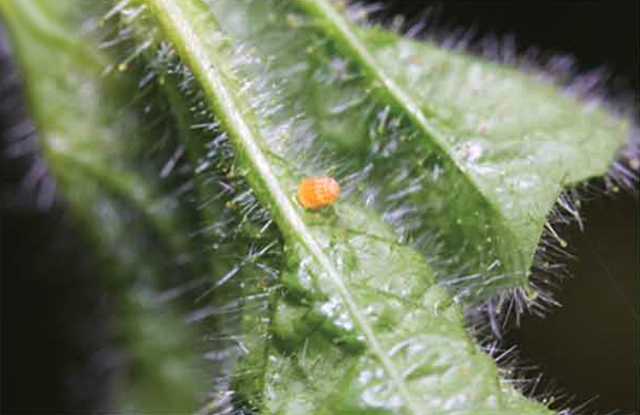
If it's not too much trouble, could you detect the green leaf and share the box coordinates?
[0,0,212,411]
[120,0,619,413]
[206,0,629,297]
[2,0,631,414]
[135,0,628,413]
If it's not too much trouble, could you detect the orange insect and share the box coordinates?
[297,177,340,209]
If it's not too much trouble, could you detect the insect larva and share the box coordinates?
[297,177,340,209]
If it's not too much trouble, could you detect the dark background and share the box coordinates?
[2,2,639,414]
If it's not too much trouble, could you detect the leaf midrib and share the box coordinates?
[294,0,524,267]
[143,0,421,412]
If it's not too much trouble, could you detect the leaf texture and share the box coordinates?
[1,0,631,414]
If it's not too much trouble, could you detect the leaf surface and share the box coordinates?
[208,0,629,296]
[2,0,631,414]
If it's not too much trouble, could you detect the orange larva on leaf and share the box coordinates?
[297,177,340,209]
